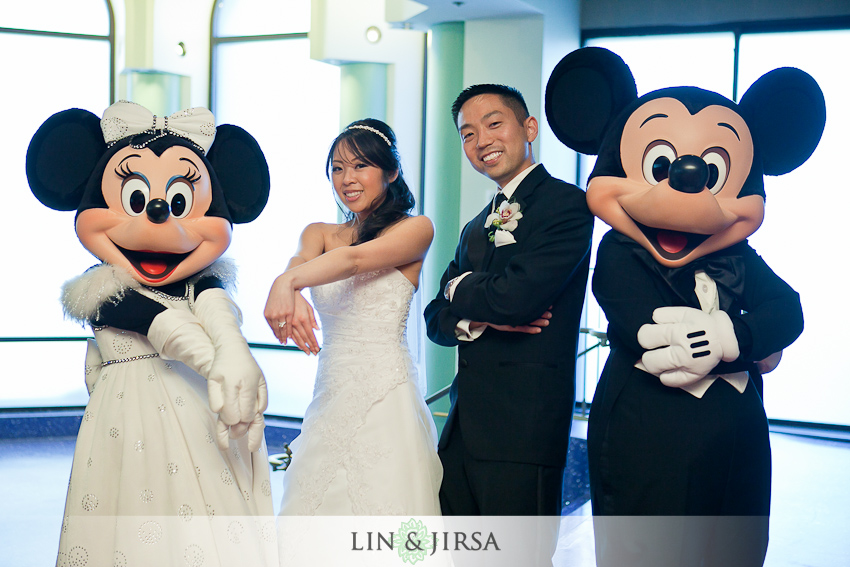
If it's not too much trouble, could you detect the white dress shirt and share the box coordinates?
[448,163,540,341]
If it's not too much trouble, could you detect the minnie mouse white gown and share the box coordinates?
[57,262,276,567]
[278,268,442,516]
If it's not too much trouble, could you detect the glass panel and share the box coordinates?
[213,38,340,344]
[0,340,320,416]
[586,33,736,98]
[0,0,110,36]
[739,30,850,427]
[214,0,310,37]
[1,33,111,339]
[253,348,318,417]
[577,33,737,404]
[0,342,89,407]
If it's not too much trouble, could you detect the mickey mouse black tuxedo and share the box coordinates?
[545,47,824,567]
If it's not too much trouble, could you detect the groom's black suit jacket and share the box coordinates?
[425,165,593,468]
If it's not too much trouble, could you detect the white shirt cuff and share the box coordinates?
[446,272,483,341]
[455,319,486,342]
[445,271,472,301]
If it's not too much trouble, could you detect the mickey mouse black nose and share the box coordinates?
[668,155,709,194]
[146,198,170,224]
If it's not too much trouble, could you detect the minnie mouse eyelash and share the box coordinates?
[182,167,202,184]
[115,163,201,186]
[115,161,135,179]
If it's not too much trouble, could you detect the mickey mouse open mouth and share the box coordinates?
[635,222,709,262]
[116,245,192,283]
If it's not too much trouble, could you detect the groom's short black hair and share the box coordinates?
[451,84,530,128]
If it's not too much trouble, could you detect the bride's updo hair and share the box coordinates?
[325,118,416,245]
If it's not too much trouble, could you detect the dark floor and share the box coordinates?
[1,420,848,566]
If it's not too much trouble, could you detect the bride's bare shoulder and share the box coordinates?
[384,214,434,241]
[301,222,348,238]
[303,221,356,251]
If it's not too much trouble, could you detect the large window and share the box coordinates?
[212,0,342,417]
[1,1,112,408]
[737,30,850,427]
[580,27,850,427]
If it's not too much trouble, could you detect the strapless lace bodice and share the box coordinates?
[310,268,415,350]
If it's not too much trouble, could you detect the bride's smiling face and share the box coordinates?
[331,145,397,220]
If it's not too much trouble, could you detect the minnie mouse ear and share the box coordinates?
[26,108,105,211]
[206,125,270,224]
[545,47,637,155]
[739,67,826,176]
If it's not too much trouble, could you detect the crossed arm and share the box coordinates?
[264,215,434,352]
[425,186,593,345]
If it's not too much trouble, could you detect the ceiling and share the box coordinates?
[387,0,543,30]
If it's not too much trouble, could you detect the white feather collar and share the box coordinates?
[61,258,238,324]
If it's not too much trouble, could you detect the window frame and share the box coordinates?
[574,17,850,429]
[0,1,116,409]
[0,1,116,103]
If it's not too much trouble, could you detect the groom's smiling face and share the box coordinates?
[457,94,538,188]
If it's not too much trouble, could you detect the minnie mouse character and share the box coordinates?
[546,48,825,567]
[27,101,275,565]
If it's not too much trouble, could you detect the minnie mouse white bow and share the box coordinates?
[100,100,217,153]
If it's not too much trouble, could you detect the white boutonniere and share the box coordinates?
[484,199,523,247]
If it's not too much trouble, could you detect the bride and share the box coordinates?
[264,118,442,516]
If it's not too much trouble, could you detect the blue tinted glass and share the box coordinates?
[586,33,735,97]
[741,30,850,426]
[214,38,340,416]
[214,0,310,37]
[1,0,110,35]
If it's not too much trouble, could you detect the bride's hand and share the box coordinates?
[289,292,320,355]
[264,274,297,344]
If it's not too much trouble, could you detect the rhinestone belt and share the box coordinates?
[101,353,160,367]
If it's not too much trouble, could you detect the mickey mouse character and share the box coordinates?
[546,48,825,567]
[27,101,276,565]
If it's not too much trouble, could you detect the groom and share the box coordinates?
[425,83,594,528]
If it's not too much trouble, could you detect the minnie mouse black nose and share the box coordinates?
[146,199,170,224]
[668,155,709,194]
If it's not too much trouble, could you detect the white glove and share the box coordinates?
[148,308,216,377]
[194,288,268,452]
[637,306,740,388]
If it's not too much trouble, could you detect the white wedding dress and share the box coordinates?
[278,268,442,516]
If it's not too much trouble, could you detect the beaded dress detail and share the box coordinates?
[278,268,442,516]
[57,272,276,567]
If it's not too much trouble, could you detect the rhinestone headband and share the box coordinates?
[345,124,391,146]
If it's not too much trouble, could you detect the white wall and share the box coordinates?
[118,0,214,108]
[533,0,582,186]
[459,16,545,225]
[151,0,213,108]
[458,1,582,227]
[311,0,426,204]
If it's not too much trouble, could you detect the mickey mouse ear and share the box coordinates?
[739,67,826,176]
[26,108,105,211]
[545,47,637,155]
[206,124,270,224]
